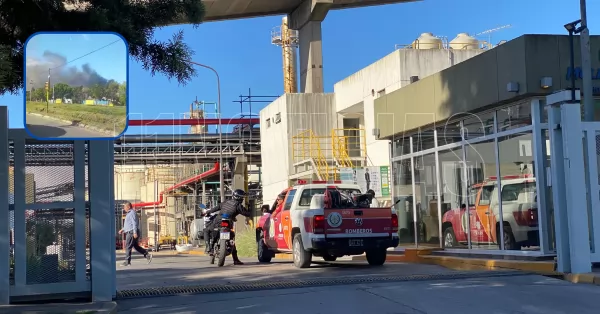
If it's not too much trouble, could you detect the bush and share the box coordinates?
[235,223,257,258]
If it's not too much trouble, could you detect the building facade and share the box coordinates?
[374,34,600,260]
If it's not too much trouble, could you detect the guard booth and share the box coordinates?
[0,107,116,305]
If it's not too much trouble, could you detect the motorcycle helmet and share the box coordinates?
[232,189,246,202]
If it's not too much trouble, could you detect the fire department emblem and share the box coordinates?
[354,218,363,226]
[327,212,343,228]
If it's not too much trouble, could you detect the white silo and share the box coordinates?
[412,33,443,49]
[449,33,479,50]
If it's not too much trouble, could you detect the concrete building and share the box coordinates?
[260,32,486,204]
[372,34,600,270]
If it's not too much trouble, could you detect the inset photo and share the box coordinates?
[24,32,128,139]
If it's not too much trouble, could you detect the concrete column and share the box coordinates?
[0,107,10,305]
[232,156,248,193]
[288,0,332,93]
[88,140,116,301]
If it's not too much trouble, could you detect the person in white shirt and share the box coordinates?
[366,189,381,208]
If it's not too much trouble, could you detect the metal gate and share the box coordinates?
[582,123,600,263]
[8,129,91,301]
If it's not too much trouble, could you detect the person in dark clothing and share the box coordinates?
[365,170,371,191]
[203,189,251,265]
[118,202,152,266]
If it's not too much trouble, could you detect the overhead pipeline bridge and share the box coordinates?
[10,117,262,166]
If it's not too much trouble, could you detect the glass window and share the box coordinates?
[392,159,415,247]
[393,138,411,158]
[496,101,532,132]
[497,131,539,251]
[412,129,435,152]
[298,188,361,206]
[283,189,296,210]
[413,153,439,247]
[465,139,498,249]
[437,122,461,146]
[462,111,495,139]
[438,147,466,249]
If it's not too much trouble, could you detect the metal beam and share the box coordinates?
[128,118,259,126]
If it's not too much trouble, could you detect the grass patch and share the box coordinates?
[235,223,257,258]
[26,101,127,133]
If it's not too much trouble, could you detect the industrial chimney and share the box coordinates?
[271,17,299,93]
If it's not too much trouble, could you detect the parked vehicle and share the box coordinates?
[256,182,399,268]
[441,175,539,250]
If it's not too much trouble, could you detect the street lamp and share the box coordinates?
[564,19,582,102]
[183,60,225,203]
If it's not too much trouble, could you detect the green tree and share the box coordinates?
[0,0,205,95]
[71,86,85,104]
[118,82,127,106]
[90,83,105,99]
[53,82,73,99]
[32,87,46,101]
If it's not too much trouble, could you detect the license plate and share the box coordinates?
[349,239,363,247]
[220,232,230,240]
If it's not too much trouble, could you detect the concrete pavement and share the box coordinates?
[26,113,110,138]
[115,252,459,291]
[116,274,600,314]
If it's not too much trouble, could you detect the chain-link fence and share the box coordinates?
[9,139,90,287]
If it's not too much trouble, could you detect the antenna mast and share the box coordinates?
[271,17,299,93]
[476,24,512,49]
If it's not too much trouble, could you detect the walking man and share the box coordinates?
[119,202,152,266]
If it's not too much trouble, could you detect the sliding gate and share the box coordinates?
[581,122,600,263]
[1,106,116,304]
[8,129,90,301]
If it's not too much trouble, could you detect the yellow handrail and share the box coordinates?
[331,130,353,168]
[292,129,332,180]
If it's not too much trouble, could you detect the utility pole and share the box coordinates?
[579,0,594,121]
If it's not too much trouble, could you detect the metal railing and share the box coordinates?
[291,130,332,180]
[292,128,368,181]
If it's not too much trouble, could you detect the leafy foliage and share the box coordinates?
[26,80,127,105]
[0,0,206,95]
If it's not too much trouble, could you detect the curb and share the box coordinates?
[0,301,117,314]
[350,249,600,286]
[26,112,117,136]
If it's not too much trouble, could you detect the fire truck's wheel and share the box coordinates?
[366,249,387,266]
[292,234,312,268]
[443,227,458,248]
[322,254,337,262]
[257,231,273,263]
[501,226,519,250]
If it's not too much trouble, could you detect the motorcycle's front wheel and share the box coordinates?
[217,239,228,267]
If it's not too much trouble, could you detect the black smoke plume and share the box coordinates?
[26,51,108,88]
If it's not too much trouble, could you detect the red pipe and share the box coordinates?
[131,162,221,208]
[128,118,259,126]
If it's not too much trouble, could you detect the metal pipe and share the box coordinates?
[128,118,258,126]
[579,0,594,121]
[568,31,576,101]
[183,60,225,203]
[115,133,260,143]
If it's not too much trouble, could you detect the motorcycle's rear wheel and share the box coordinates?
[217,239,228,267]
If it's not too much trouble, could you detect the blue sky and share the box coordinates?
[2,0,598,134]
[26,33,127,83]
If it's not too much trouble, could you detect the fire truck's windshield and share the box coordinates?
[299,188,361,206]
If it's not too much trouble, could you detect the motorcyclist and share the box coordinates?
[203,189,251,265]
[201,204,218,254]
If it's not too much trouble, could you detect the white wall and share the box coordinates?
[260,95,290,205]
[334,48,485,167]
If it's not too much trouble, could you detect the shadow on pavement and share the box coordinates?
[115,254,455,292]
[25,124,67,138]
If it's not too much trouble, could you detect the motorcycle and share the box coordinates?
[210,213,235,267]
